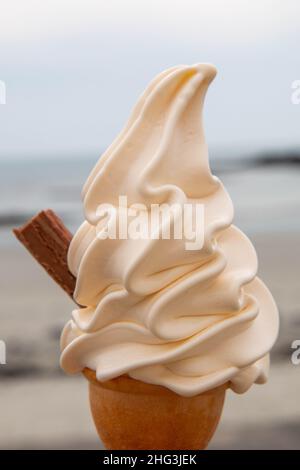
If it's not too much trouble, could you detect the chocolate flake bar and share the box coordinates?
[13,209,76,298]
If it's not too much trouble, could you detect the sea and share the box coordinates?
[1,152,300,246]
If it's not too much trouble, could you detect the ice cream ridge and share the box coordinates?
[60,63,279,397]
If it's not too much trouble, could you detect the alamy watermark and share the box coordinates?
[96,196,205,251]
[291,340,300,365]
[0,80,6,104]
[291,80,300,104]
[0,340,6,365]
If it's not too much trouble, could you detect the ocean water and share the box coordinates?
[1,156,300,246]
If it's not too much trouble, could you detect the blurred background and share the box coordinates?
[0,0,300,449]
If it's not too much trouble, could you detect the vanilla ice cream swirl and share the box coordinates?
[60,64,279,396]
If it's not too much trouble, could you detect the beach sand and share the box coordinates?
[0,231,299,449]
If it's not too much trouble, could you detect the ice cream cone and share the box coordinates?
[14,63,279,452]
[83,368,226,450]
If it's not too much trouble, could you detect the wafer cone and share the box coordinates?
[83,368,226,450]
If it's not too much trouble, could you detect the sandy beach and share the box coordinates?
[1,230,299,449]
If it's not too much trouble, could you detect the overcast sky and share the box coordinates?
[0,0,300,160]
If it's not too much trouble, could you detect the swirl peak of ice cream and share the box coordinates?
[60,64,279,396]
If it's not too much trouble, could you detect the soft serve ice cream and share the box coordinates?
[60,64,279,397]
